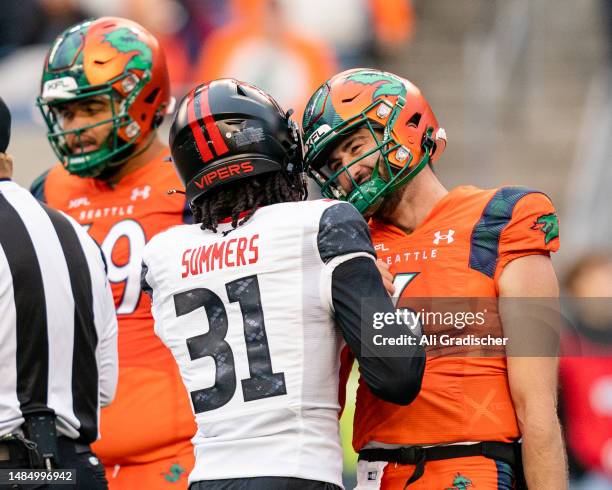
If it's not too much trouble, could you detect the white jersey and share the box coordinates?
[141,199,375,486]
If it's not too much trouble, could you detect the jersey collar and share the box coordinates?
[369,187,462,239]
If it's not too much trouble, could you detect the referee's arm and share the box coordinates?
[72,219,119,408]
[97,275,118,407]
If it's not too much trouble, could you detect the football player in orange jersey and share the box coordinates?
[30,17,196,490]
[303,68,566,489]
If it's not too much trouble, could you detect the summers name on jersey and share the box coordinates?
[141,199,375,486]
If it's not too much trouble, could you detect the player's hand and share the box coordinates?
[376,259,395,296]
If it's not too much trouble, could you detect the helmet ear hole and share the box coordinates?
[236,85,248,97]
[406,112,421,128]
[144,88,160,104]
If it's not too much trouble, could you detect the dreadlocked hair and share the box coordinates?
[192,171,305,233]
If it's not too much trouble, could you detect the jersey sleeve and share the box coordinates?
[30,168,51,203]
[317,201,376,264]
[63,210,118,408]
[97,276,119,407]
[140,260,153,298]
[495,191,559,278]
[140,240,167,346]
[140,237,160,302]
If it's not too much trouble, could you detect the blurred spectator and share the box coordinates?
[279,0,415,67]
[120,0,192,91]
[0,0,86,59]
[117,0,233,95]
[86,0,233,94]
[194,0,337,120]
[560,254,612,490]
[170,0,232,60]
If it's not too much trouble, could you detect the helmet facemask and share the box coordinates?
[307,97,435,216]
[37,71,151,178]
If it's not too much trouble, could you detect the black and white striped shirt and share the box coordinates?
[0,180,118,444]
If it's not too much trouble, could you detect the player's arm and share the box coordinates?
[318,202,425,405]
[331,256,425,405]
[65,212,118,406]
[499,255,567,490]
[495,190,566,489]
[98,274,119,407]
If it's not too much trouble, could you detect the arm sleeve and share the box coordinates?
[495,191,560,281]
[97,275,118,407]
[331,256,425,405]
[317,201,376,263]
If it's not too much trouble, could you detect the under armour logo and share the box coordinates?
[367,471,378,481]
[433,229,455,245]
[131,185,151,201]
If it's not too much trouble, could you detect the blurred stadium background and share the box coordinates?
[1,0,611,488]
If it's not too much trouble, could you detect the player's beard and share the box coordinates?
[371,158,407,221]
[373,183,407,221]
[93,137,138,181]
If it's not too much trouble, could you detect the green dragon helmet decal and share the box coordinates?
[302,68,447,215]
[37,17,171,177]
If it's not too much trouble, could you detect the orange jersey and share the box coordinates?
[33,150,197,467]
[349,185,559,450]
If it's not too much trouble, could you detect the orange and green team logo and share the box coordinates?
[445,473,473,490]
[531,213,559,244]
[162,463,186,483]
[344,71,406,99]
[303,69,406,137]
[44,22,152,88]
[102,27,152,71]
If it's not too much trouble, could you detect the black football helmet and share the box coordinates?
[169,78,305,205]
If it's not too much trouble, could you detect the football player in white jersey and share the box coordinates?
[141,79,425,490]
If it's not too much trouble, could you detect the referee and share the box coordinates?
[0,97,118,489]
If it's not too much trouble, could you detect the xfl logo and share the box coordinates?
[433,229,455,245]
[68,196,91,209]
[305,124,333,151]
